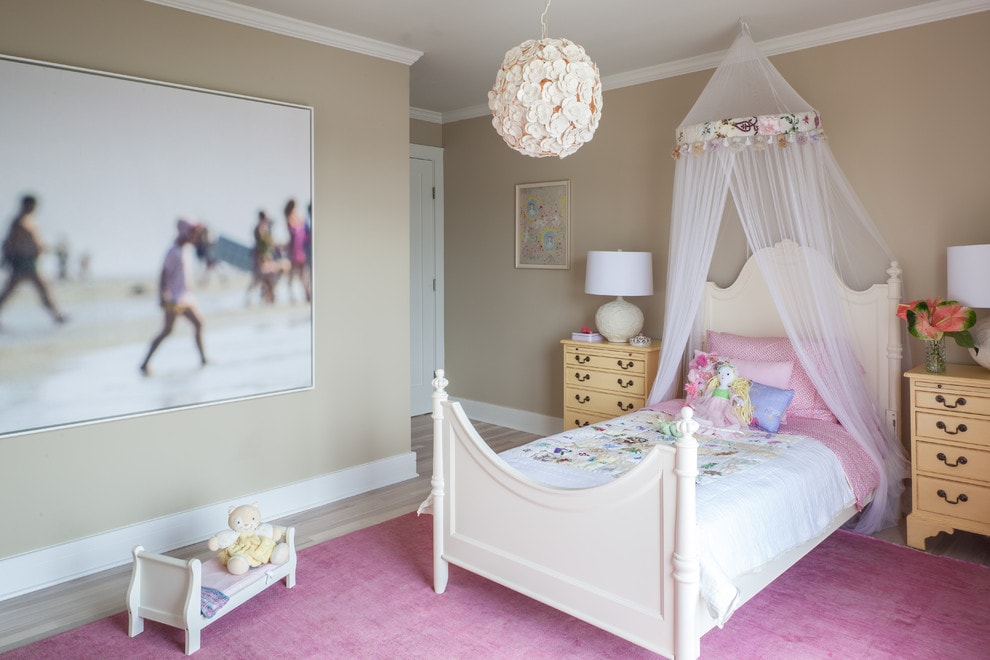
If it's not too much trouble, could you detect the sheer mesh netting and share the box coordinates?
[647,25,908,533]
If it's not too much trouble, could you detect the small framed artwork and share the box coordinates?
[515,180,570,269]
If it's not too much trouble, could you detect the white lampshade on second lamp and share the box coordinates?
[948,244,990,370]
[585,250,653,343]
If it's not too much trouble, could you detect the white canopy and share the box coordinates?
[647,25,907,533]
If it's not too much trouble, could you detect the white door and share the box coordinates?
[410,145,444,415]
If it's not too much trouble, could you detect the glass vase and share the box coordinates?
[924,338,946,374]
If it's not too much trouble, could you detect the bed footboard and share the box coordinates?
[419,370,701,659]
[127,527,297,655]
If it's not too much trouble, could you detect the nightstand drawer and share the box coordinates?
[916,475,990,524]
[563,408,602,429]
[913,385,990,416]
[564,387,642,417]
[906,364,990,550]
[914,411,990,447]
[564,346,648,375]
[916,440,990,481]
[565,366,648,397]
[561,339,660,432]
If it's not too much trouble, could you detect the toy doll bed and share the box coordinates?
[126,526,297,655]
[418,243,902,659]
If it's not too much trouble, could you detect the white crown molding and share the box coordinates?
[607,0,990,94]
[410,107,443,124]
[441,103,493,125]
[144,0,422,65]
[432,0,990,123]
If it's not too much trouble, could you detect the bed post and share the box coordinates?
[673,406,700,660]
[430,369,450,594]
[885,261,903,434]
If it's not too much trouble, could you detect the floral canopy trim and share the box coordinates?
[672,111,824,159]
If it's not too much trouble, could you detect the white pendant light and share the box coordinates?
[487,0,603,158]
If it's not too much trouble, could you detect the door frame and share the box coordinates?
[410,144,444,414]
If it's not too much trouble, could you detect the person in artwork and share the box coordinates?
[0,194,69,326]
[139,218,208,375]
[246,210,279,305]
[283,198,311,303]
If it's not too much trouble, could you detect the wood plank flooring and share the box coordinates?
[1,415,987,653]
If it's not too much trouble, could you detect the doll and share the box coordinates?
[694,360,753,427]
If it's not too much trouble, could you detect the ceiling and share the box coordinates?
[154,0,989,122]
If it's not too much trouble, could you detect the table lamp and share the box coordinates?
[584,250,653,343]
[947,243,990,370]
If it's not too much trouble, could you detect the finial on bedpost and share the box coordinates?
[432,369,449,398]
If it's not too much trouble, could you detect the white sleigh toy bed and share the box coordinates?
[418,243,902,659]
[126,526,297,655]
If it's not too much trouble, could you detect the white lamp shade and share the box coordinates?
[947,244,990,308]
[585,250,653,342]
[584,251,654,296]
[948,244,990,371]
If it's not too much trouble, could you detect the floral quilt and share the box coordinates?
[502,409,806,486]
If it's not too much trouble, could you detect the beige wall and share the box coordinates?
[0,0,412,557]
[411,118,443,148]
[442,13,990,422]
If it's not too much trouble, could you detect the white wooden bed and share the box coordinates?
[419,242,902,659]
[126,526,297,655]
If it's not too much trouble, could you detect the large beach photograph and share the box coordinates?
[0,55,314,438]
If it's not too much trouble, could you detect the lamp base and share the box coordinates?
[595,296,644,343]
[969,317,990,370]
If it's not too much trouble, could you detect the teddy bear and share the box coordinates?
[207,502,289,575]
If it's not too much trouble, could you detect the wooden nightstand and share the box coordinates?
[561,338,660,430]
[905,364,990,550]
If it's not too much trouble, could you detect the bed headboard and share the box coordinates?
[697,241,902,431]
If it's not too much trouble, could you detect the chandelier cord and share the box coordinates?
[540,0,552,39]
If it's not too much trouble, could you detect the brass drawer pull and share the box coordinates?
[574,394,590,404]
[574,355,591,364]
[617,378,634,389]
[936,489,968,505]
[573,372,591,382]
[617,401,635,412]
[936,452,968,468]
[574,419,590,427]
[935,394,966,409]
[935,421,968,435]
[617,359,634,370]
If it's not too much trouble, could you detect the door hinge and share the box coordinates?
[432,187,436,199]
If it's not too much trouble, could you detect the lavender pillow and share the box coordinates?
[749,381,795,433]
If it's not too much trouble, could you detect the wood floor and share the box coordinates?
[2,415,988,653]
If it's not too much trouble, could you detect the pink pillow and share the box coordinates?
[722,355,794,423]
[724,356,793,391]
[705,330,837,423]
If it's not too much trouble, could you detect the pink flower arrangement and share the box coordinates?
[896,297,976,349]
[685,350,718,400]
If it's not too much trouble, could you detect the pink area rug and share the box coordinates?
[8,513,989,659]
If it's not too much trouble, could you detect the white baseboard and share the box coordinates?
[0,451,417,602]
[457,398,562,437]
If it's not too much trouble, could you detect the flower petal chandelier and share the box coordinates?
[488,0,603,158]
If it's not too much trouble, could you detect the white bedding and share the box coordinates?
[498,408,855,625]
